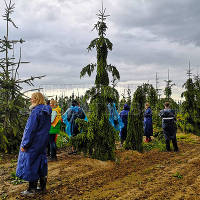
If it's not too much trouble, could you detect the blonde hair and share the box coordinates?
[50,99,58,106]
[145,102,150,107]
[31,92,46,106]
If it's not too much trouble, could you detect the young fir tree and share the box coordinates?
[126,87,132,106]
[164,70,175,100]
[0,1,43,152]
[181,64,196,132]
[118,88,131,112]
[143,83,158,108]
[76,4,120,160]
[119,89,126,111]
[193,74,200,134]
[125,85,146,152]
[125,83,159,151]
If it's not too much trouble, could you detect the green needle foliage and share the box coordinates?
[125,84,158,152]
[76,4,120,160]
[125,85,146,152]
[179,65,200,134]
[0,1,44,152]
[142,83,158,108]
[80,4,120,87]
[164,70,175,100]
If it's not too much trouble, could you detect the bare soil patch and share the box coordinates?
[1,133,200,200]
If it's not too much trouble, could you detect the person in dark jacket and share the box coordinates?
[16,92,52,195]
[160,102,179,152]
[119,104,130,145]
[144,103,153,143]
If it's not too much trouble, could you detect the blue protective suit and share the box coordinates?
[62,106,88,137]
[107,103,124,131]
[119,104,130,141]
[16,104,52,182]
[144,107,153,137]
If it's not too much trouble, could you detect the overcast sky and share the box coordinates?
[0,0,200,100]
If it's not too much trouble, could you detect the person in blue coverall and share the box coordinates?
[119,104,130,145]
[144,103,153,143]
[16,92,52,196]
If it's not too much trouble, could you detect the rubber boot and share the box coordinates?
[21,181,37,196]
[166,140,171,151]
[172,139,179,152]
[37,176,47,193]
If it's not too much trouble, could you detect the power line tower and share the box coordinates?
[186,61,192,79]
[155,72,161,99]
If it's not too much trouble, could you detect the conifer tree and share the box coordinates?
[181,64,196,132]
[0,1,43,152]
[164,70,175,100]
[193,74,200,133]
[119,90,126,111]
[80,4,119,87]
[125,83,158,151]
[76,4,120,160]
[126,87,132,106]
[143,83,158,108]
[125,85,146,152]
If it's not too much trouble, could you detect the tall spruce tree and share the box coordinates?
[126,87,132,106]
[125,85,146,152]
[80,4,119,87]
[0,1,43,152]
[76,4,120,160]
[181,64,196,132]
[193,74,200,134]
[143,83,158,108]
[125,83,158,151]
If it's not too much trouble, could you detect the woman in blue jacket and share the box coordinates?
[144,103,153,142]
[16,92,52,195]
[119,104,130,146]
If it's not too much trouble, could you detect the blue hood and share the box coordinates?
[123,104,130,110]
[34,104,52,115]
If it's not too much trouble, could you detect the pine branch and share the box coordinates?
[80,63,96,78]
[16,75,46,86]
[107,64,120,80]
[14,47,21,80]
[87,38,98,51]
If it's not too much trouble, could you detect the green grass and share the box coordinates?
[172,172,183,179]
[1,193,8,200]
[143,138,166,152]
[177,134,190,139]
[176,133,197,144]
[144,132,198,152]
[10,171,25,185]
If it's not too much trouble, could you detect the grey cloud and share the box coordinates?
[109,0,200,46]
[1,0,200,100]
